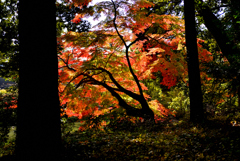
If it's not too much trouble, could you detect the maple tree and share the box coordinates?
[2,0,240,160]
[57,0,213,129]
[148,0,240,112]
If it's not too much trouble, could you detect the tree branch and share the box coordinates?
[111,0,148,98]
[111,0,127,48]
[58,55,76,72]
[198,6,240,67]
[88,67,142,101]
[87,75,143,117]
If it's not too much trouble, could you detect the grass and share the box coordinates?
[1,118,240,160]
[0,126,16,158]
[8,126,16,141]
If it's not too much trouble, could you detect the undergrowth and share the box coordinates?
[1,117,240,161]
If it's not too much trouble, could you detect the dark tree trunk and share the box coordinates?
[117,95,155,124]
[199,6,240,66]
[199,5,240,109]
[184,0,204,123]
[139,99,155,123]
[17,0,62,160]
[92,71,156,123]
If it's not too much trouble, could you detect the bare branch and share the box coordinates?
[58,55,77,72]
[111,0,128,48]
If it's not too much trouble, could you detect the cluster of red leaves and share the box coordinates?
[0,95,17,109]
[58,0,214,130]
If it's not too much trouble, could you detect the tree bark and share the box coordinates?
[17,0,62,160]
[184,0,204,123]
[198,4,240,110]
[199,6,240,66]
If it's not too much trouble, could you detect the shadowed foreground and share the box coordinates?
[1,118,240,160]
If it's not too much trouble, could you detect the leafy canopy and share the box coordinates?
[58,0,213,127]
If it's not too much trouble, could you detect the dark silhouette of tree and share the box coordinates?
[198,1,240,109]
[146,0,240,117]
[184,0,204,123]
[0,0,91,81]
[16,0,62,160]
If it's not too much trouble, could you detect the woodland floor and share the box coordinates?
[1,118,240,161]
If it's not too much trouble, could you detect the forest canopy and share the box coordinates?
[56,0,222,130]
[1,0,239,130]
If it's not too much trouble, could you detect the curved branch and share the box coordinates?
[61,72,85,93]
[104,50,115,69]
[198,6,240,66]
[88,76,143,117]
[111,0,127,48]
[88,67,142,101]
[128,26,151,47]
[58,55,77,72]
[125,47,145,97]
[111,0,148,98]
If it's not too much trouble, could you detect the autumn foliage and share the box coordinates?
[56,0,214,131]
[1,0,214,131]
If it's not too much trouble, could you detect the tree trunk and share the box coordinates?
[17,0,62,160]
[199,6,240,66]
[121,98,155,124]
[140,100,155,123]
[184,0,204,123]
[199,5,240,111]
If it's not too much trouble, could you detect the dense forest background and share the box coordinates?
[0,0,240,160]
